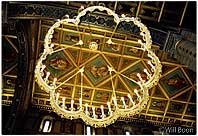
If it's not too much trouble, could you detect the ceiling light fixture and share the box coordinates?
[34,5,162,127]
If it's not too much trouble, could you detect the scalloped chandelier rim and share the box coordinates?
[34,5,162,128]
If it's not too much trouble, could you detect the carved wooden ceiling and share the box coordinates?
[2,1,196,128]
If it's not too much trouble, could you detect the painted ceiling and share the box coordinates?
[2,1,196,128]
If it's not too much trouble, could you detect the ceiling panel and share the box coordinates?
[30,19,196,128]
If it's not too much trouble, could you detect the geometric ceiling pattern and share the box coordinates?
[30,20,196,128]
[2,1,196,129]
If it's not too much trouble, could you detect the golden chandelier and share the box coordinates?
[35,5,162,127]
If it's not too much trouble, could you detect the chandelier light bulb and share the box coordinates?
[41,65,46,72]
[53,78,57,85]
[62,97,66,108]
[112,97,118,108]
[50,44,54,48]
[47,72,50,76]
[134,89,141,100]
[56,93,60,104]
[92,107,96,118]
[121,14,126,18]
[137,73,143,82]
[148,61,155,70]
[44,72,50,82]
[143,68,148,74]
[128,93,135,106]
[107,102,112,113]
[121,97,127,109]
[143,69,151,79]
[85,103,89,115]
[100,105,105,118]
[71,100,74,111]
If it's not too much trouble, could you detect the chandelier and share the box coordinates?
[35,5,162,127]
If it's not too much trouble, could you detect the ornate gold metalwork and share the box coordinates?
[34,6,162,127]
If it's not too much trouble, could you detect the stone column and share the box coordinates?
[3,20,36,134]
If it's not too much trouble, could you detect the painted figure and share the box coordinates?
[95,92,109,101]
[83,90,91,98]
[49,57,69,70]
[166,77,185,89]
[64,34,79,43]
[90,65,108,78]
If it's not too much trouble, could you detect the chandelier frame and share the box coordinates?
[34,5,162,128]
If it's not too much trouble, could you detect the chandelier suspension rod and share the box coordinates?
[109,22,119,40]
[55,69,81,89]
[51,42,79,54]
[80,67,84,108]
[108,66,117,98]
[120,73,138,84]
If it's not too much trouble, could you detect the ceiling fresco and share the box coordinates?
[2,1,196,129]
